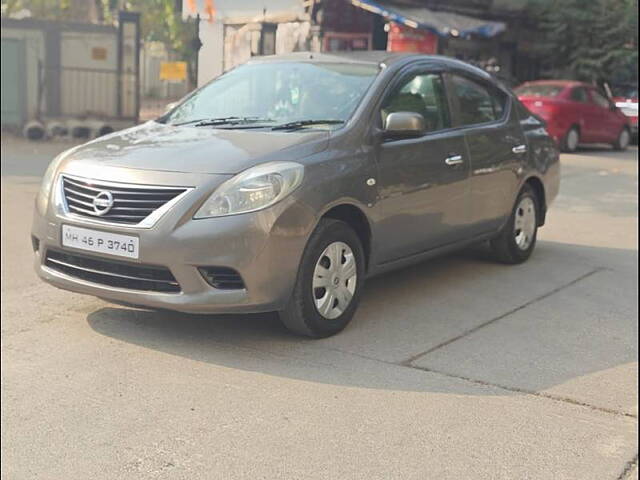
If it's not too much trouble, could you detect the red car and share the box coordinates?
[515,80,631,152]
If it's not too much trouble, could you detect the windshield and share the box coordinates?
[514,84,564,97]
[163,61,380,128]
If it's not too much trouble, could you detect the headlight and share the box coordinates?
[36,152,66,214]
[194,162,304,219]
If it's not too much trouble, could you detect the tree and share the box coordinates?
[527,0,638,83]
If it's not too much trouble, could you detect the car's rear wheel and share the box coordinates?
[612,127,630,151]
[561,126,580,153]
[279,219,365,338]
[490,184,539,264]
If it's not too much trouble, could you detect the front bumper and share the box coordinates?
[32,169,317,314]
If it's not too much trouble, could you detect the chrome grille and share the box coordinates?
[61,175,188,225]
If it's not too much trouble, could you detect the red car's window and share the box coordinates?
[570,87,589,103]
[591,90,611,109]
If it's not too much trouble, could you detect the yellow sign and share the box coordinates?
[159,61,187,81]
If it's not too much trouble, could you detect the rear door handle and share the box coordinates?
[512,144,527,154]
[445,154,463,166]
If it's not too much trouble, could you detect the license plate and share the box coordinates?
[61,225,139,259]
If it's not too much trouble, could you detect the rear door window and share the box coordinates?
[450,75,506,126]
[591,90,612,109]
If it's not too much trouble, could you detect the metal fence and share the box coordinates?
[38,64,137,120]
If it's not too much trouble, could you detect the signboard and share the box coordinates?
[160,61,187,82]
[387,22,438,54]
[91,47,107,60]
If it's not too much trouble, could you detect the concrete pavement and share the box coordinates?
[1,137,638,479]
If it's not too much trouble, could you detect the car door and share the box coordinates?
[568,86,596,141]
[373,68,472,264]
[446,72,527,235]
[589,88,623,142]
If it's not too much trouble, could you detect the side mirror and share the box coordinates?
[609,103,618,112]
[383,112,426,139]
[165,102,178,113]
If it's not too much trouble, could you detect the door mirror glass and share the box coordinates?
[383,111,426,137]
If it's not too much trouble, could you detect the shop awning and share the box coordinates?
[350,0,506,38]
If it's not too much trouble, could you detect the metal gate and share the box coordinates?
[38,65,136,119]
[1,38,26,127]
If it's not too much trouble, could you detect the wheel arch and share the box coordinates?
[319,202,373,272]
[523,175,547,226]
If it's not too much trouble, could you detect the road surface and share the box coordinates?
[2,136,637,479]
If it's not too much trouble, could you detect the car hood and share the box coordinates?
[63,121,330,175]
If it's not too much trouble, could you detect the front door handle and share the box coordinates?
[512,144,528,154]
[445,154,464,166]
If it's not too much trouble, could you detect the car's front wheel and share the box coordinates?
[279,219,365,338]
[490,184,539,264]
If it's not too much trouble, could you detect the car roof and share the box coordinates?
[248,51,493,80]
[249,51,415,66]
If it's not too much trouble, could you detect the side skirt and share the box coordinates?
[366,231,498,279]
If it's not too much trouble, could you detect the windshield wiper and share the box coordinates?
[271,119,344,131]
[172,116,273,127]
[195,116,274,127]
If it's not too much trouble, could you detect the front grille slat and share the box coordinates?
[68,204,98,215]
[101,214,149,219]
[109,206,157,212]
[45,249,181,293]
[62,175,187,225]
[64,186,95,199]
[66,196,95,208]
[63,176,185,195]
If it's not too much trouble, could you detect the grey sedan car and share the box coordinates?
[32,52,560,337]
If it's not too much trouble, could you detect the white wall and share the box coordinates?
[197,19,224,86]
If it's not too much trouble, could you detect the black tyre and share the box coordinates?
[279,219,365,338]
[612,127,631,151]
[561,126,580,153]
[490,184,539,264]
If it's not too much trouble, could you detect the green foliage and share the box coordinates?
[2,0,89,21]
[122,0,197,84]
[528,0,638,83]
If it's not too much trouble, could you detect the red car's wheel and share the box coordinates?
[561,126,580,153]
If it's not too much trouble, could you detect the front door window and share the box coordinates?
[380,73,451,133]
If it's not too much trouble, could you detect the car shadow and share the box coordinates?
[567,144,638,159]
[87,240,637,396]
